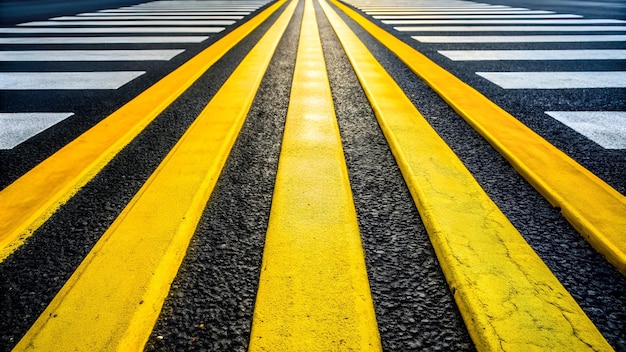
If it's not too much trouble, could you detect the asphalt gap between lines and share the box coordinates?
[331,0,626,275]
[321,0,614,350]
[12,0,297,351]
[0,0,287,262]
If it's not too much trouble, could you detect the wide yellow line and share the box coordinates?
[0,0,287,262]
[319,0,613,351]
[248,0,381,350]
[12,2,297,351]
[331,0,626,275]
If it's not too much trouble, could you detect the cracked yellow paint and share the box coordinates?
[248,0,381,350]
[320,0,614,351]
[12,1,297,351]
[329,0,626,276]
[0,0,287,263]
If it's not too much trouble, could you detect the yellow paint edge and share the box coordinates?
[319,0,614,351]
[331,0,626,275]
[0,0,287,262]
[12,2,297,351]
[249,0,381,350]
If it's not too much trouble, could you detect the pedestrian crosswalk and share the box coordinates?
[0,0,271,150]
[347,0,626,150]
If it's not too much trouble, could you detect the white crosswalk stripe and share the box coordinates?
[0,0,270,150]
[347,0,626,149]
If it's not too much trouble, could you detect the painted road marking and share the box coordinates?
[477,71,626,89]
[18,20,237,26]
[369,10,556,15]
[0,50,184,61]
[439,49,626,61]
[0,36,209,44]
[51,15,245,20]
[11,1,296,351]
[384,19,625,25]
[322,0,615,350]
[0,72,145,90]
[375,14,582,19]
[0,113,74,149]
[77,12,251,16]
[0,27,226,33]
[412,34,626,42]
[337,0,626,273]
[0,0,284,262]
[546,111,626,149]
[394,25,626,32]
[249,0,381,350]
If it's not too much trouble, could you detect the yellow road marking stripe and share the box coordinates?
[12,1,297,350]
[0,0,286,262]
[320,0,613,350]
[331,0,626,275]
[248,0,381,350]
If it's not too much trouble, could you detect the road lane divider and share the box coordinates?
[249,0,382,350]
[331,0,626,275]
[0,0,286,262]
[319,0,614,350]
[11,1,297,350]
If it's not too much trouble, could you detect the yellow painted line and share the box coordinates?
[248,0,381,350]
[0,0,287,262]
[12,2,297,351]
[319,0,614,351]
[331,0,626,275]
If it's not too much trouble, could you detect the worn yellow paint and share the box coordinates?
[330,0,626,276]
[12,2,297,351]
[248,0,381,350]
[0,0,287,262]
[320,0,614,351]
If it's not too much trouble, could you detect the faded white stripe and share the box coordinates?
[395,26,626,32]
[0,50,184,61]
[18,20,236,26]
[51,15,244,20]
[0,36,209,44]
[367,10,553,15]
[0,27,225,34]
[375,14,579,19]
[546,111,626,149]
[0,113,74,149]
[477,71,626,89]
[79,11,250,16]
[0,72,145,90]
[439,49,626,61]
[412,35,626,43]
[385,19,624,25]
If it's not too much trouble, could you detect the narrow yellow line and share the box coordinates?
[331,0,626,275]
[12,2,297,351]
[0,0,287,262]
[319,0,613,351]
[248,0,381,350]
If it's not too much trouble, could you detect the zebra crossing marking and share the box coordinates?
[439,49,626,61]
[0,113,74,149]
[546,111,626,149]
[0,72,145,90]
[394,25,626,31]
[375,14,582,19]
[0,36,209,44]
[385,18,625,25]
[0,27,225,33]
[18,20,237,26]
[0,50,184,61]
[477,71,626,89]
[412,34,626,42]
